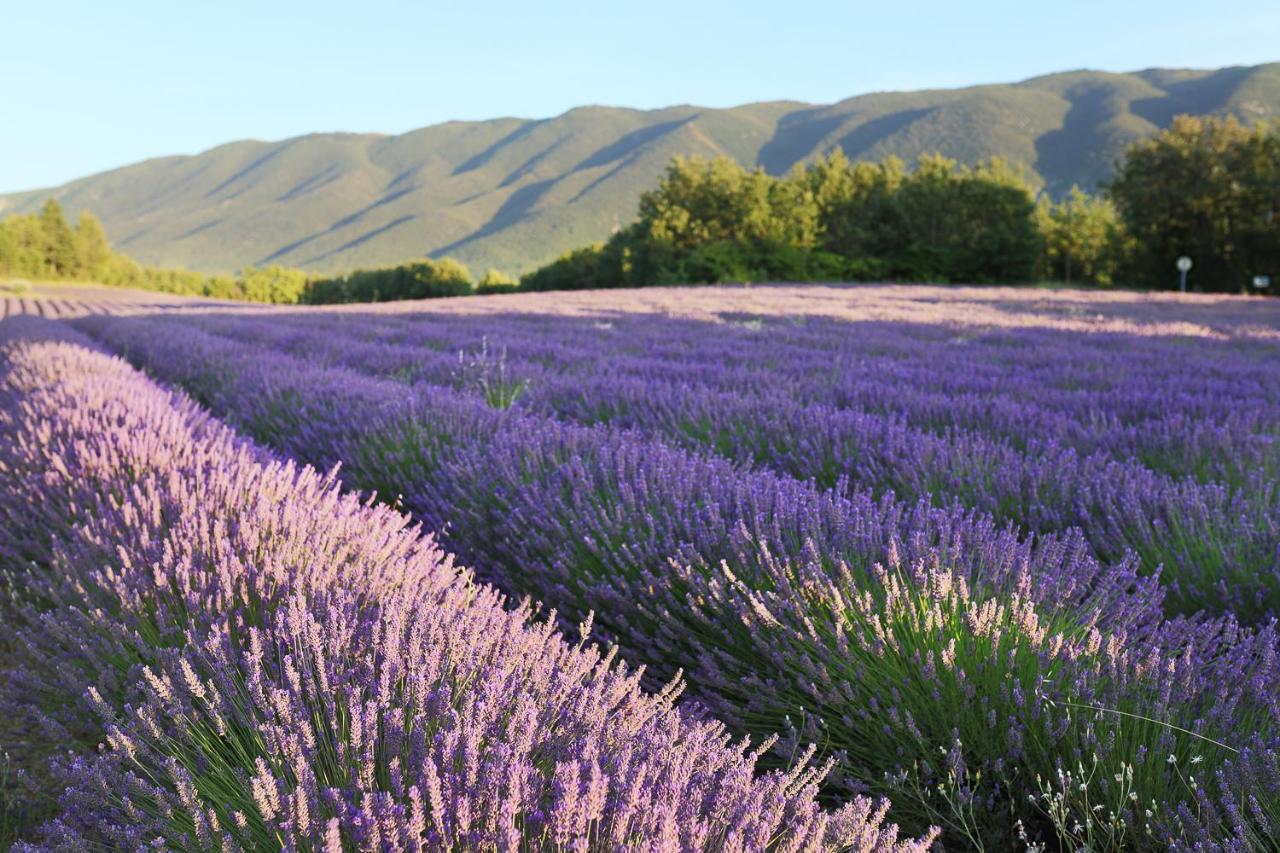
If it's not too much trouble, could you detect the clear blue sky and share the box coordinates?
[3,0,1277,193]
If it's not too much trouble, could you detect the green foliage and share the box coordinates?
[0,226,17,276]
[302,257,473,304]
[521,151,1042,288]
[519,243,615,291]
[0,208,68,280]
[1107,115,1280,293]
[518,121,1278,294]
[627,156,821,284]
[476,268,519,294]
[641,156,820,253]
[812,153,1043,283]
[39,200,78,277]
[808,155,906,266]
[1037,187,1126,285]
[237,265,309,304]
[0,201,312,303]
[73,212,113,278]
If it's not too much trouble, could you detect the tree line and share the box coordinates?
[0,199,523,304]
[524,115,1279,295]
[0,200,315,302]
[3,115,1275,302]
[0,200,509,304]
[300,262,518,304]
[524,153,1048,291]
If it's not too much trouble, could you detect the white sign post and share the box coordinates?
[1176,256,1192,293]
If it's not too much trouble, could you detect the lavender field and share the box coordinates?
[3,284,1280,851]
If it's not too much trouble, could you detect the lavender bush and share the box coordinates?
[77,311,1280,848]
[0,316,924,850]
[1160,736,1280,851]
[123,308,1280,621]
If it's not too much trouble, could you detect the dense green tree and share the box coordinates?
[74,212,113,278]
[518,151,1044,289]
[803,153,1040,283]
[520,243,613,292]
[0,224,15,274]
[477,268,519,294]
[239,265,309,303]
[808,154,907,264]
[1,213,56,278]
[1107,115,1280,292]
[39,199,79,277]
[302,257,473,304]
[894,156,1041,282]
[1036,187,1125,284]
[632,156,821,283]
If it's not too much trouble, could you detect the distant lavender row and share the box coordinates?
[186,306,1280,483]
[0,316,915,851]
[80,312,1280,847]
[143,310,1280,620]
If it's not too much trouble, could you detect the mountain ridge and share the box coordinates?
[4,62,1278,275]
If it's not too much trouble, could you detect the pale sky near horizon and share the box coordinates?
[3,0,1277,193]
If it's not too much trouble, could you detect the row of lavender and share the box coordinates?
[0,316,917,850]
[194,306,1280,480]
[78,311,1280,848]
[128,308,1280,620]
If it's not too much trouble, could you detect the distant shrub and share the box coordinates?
[238,264,309,303]
[304,257,473,304]
[676,240,766,283]
[520,243,613,291]
[840,254,892,281]
[476,268,520,294]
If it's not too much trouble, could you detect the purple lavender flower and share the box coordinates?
[0,316,928,850]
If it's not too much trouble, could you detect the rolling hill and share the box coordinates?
[3,63,1277,275]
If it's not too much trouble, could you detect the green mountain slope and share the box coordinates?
[3,63,1277,275]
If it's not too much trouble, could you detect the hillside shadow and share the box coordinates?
[300,215,417,266]
[829,109,933,161]
[1130,65,1256,127]
[572,120,690,171]
[452,120,547,176]
[260,188,419,264]
[1034,86,1131,195]
[205,144,289,200]
[757,108,931,173]
[431,179,557,257]
[277,165,343,202]
[177,218,224,240]
[756,109,850,173]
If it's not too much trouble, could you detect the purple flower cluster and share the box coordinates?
[75,308,1280,847]
[0,316,924,850]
